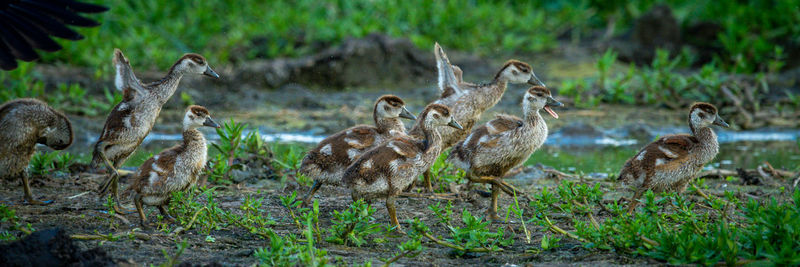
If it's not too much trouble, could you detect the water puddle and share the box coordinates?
[68,125,798,172]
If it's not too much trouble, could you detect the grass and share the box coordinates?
[0,63,123,116]
[23,0,791,77]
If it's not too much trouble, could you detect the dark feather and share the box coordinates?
[12,4,83,40]
[0,0,107,70]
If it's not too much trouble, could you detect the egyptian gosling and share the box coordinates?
[128,105,219,227]
[618,102,729,213]
[448,86,561,220]
[411,43,545,191]
[343,104,462,230]
[299,95,416,206]
[0,98,72,204]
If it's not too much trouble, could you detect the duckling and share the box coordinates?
[0,98,72,204]
[299,95,416,206]
[618,102,729,213]
[0,0,108,70]
[128,105,219,226]
[93,48,219,213]
[343,104,462,229]
[448,86,561,220]
[410,43,545,191]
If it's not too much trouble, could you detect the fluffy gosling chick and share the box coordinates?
[618,102,729,213]
[0,98,72,204]
[299,95,416,206]
[448,86,561,220]
[128,105,219,226]
[411,43,545,192]
[343,104,462,230]
[94,48,219,213]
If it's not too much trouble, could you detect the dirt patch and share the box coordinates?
[234,33,435,89]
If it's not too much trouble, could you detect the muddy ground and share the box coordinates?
[1,161,796,266]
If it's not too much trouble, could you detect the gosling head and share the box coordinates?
[689,103,729,130]
[374,95,416,121]
[524,86,562,119]
[174,54,219,79]
[495,60,544,86]
[421,104,462,130]
[183,105,220,130]
[37,114,73,150]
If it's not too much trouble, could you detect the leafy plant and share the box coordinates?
[540,234,562,251]
[253,220,331,267]
[0,204,33,240]
[381,238,423,267]
[157,240,188,267]
[167,187,227,234]
[325,199,381,247]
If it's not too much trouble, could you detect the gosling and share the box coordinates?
[343,104,462,230]
[128,105,219,227]
[298,95,416,206]
[411,43,545,191]
[618,102,729,213]
[448,86,561,220]
[93,48,219,213]
[0,98,72,204]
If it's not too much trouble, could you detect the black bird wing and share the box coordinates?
[0,0,108,70]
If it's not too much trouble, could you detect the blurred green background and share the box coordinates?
[25,0,800,74]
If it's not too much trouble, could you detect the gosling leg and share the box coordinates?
[386,195,403,232]
[423,169,434,193]
[22,172,51,205]
[158,205,176,223]
[134,194,148,228]
[488,183,502,221]
[627,189,644,214]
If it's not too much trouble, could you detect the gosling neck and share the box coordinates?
[152,64,186,102]
[375,116,405,135]
[523,105,544,127]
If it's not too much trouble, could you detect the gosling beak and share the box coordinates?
[546,96,563,107]
[713,115,729,128]
[544,96,562,119]
[399,107,417,120]
[527,73,545,87]
[447,119,463,130]
[203,117,221,128]
[203,66,220,79]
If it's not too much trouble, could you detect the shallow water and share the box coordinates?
[64,125,799,176]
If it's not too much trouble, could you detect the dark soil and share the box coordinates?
[0,228,115,266]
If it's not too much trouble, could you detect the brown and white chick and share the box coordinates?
[448,86,561,220]
[618,102,729,213]
[128,105,219,227]
[0,98,72,204]
[94,49,219,213]
[410,43,545,191]
[298,95,416,206]
[343,104,463,230]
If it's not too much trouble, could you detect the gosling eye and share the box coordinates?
[537,93,544,97]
